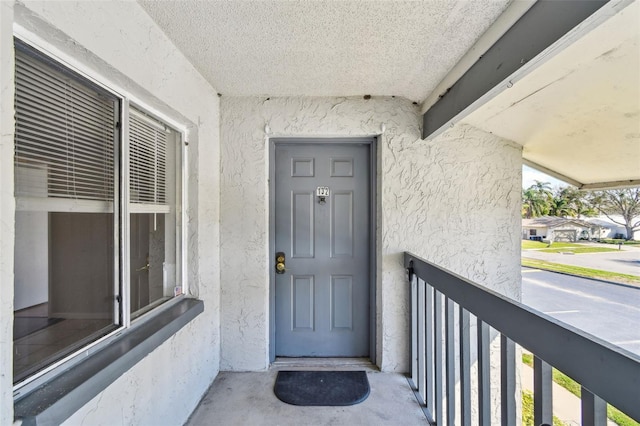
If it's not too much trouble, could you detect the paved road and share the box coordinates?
[523,244,640,276]
[522,268,640,356]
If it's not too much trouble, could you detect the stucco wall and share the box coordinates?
[2,1,221,424]
[382,121,522,372]
[220,96,521,372]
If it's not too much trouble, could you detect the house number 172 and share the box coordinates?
[316,186,330,197]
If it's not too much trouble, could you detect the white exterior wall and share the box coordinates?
[594,215,638,239]
[523,226,549,239]
[220,96,522,372]
[1,1,221,424]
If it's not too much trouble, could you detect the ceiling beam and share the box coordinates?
[523,159,640,191]
[580,180,640,191]
[422,0,609,139]
[419,0,536,115]
[522,158,583,189]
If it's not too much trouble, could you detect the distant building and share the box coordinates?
[584,216,637,240]
[522,216,604,242]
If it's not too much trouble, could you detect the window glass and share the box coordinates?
[129,110,182,317]
[13,42,119,383]
[13,41,184,384]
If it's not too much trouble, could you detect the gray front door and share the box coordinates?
[274,143,370,356]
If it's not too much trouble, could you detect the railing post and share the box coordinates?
[500,335,516,426]
[459,307,471,426]
[534,356,553,426]
[434,290,444,426]
[410,271,417,389]
[417,279,426,404]
[426,284,435,415]
[477,319,490,426]
[445,297,456,425]
[581,388,607,426]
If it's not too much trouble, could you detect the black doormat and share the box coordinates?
[13,317,63,340]
[274,370,370,406]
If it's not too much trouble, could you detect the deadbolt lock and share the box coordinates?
[275,252,286,274]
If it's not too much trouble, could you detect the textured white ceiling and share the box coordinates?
[463,0,640,188]
[138,0,511,102]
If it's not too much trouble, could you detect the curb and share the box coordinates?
[521,265,640,291]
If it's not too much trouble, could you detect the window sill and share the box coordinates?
[14,298,204,425]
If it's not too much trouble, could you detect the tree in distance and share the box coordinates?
[521,183,639,241]
[588,188,640,241]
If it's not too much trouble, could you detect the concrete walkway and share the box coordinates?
[186,359,427,425]
[521,363,617,426]
[521,363,578,425]
[187,358,624,425]
[523,244,640,276]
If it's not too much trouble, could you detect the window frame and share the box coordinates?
[12,35,190,393]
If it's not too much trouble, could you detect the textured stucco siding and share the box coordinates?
[220,96,522,372]
[381,122,522,372]
[2,2,221,424]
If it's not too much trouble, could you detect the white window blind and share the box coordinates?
[14,46,116,203]
[129,108,167,206]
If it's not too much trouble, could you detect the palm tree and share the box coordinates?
[555,186,596,218]
[522,187,550,218]
[549,197,571,217]
[532,180,553,198]
[522,181,552,218]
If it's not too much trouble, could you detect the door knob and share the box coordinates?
[275,252,286,274]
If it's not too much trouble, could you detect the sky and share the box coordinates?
[522,165,568,190]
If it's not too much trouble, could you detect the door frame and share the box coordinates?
[268,137,378,363]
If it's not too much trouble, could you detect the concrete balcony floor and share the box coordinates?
[186,358,428,425]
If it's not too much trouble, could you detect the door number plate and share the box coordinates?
[316,186,330,197]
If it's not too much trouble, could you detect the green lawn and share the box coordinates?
[523,241,592,249]
[522,353,639,426]
[521,258,640,286]
[522,240,619,253]
[522,240,550,249]
[539,246,619,254]
[599,239,640,245]
[522,390,566,426]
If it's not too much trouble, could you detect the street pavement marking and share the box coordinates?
[523,277,640,313]
[612,339,640,345]
[522,269,540,273]
[545,310,580,315]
